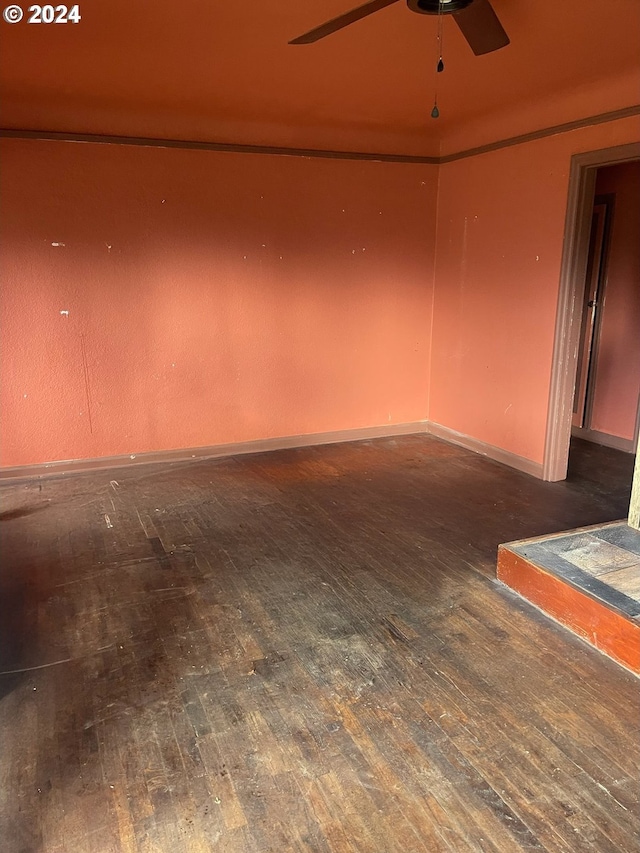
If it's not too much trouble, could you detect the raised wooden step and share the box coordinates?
[498,521,640,675]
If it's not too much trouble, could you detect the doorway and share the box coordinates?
[543,143,640,482]
[571,167,640,455]
[572,195,613,435]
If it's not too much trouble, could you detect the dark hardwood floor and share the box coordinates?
[0,434,637,852]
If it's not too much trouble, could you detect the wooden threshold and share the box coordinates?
[498,521,640,675]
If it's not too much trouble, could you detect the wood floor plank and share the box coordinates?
[0,435,637,852]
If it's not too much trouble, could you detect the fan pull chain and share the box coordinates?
[431,0,446,118]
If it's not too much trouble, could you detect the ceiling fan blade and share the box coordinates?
[453,0,509,55]
[289,0,401,45]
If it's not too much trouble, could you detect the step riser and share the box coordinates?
[498,547,640,675]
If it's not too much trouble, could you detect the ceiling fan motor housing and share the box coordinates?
[407,0,474,14]
[289,0,508,55]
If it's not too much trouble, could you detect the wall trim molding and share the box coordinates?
[0,420,546,481]
[439,105,640,163]
[0,421,430,481]
[2,105,638,165]
[571,427,635,454]
[0,128,439,165]
[425,421,544,479]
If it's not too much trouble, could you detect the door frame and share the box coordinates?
[542,142,640,482]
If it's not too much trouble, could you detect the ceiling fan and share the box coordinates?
[289,0,509,56]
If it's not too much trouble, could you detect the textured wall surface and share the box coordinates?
[0,139,436,467]
[2,118,639,470]
[430,117,639,464]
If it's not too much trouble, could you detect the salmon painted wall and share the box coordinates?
[589,161,640,441]
[0,139,437,468]
[430,116,640,465]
